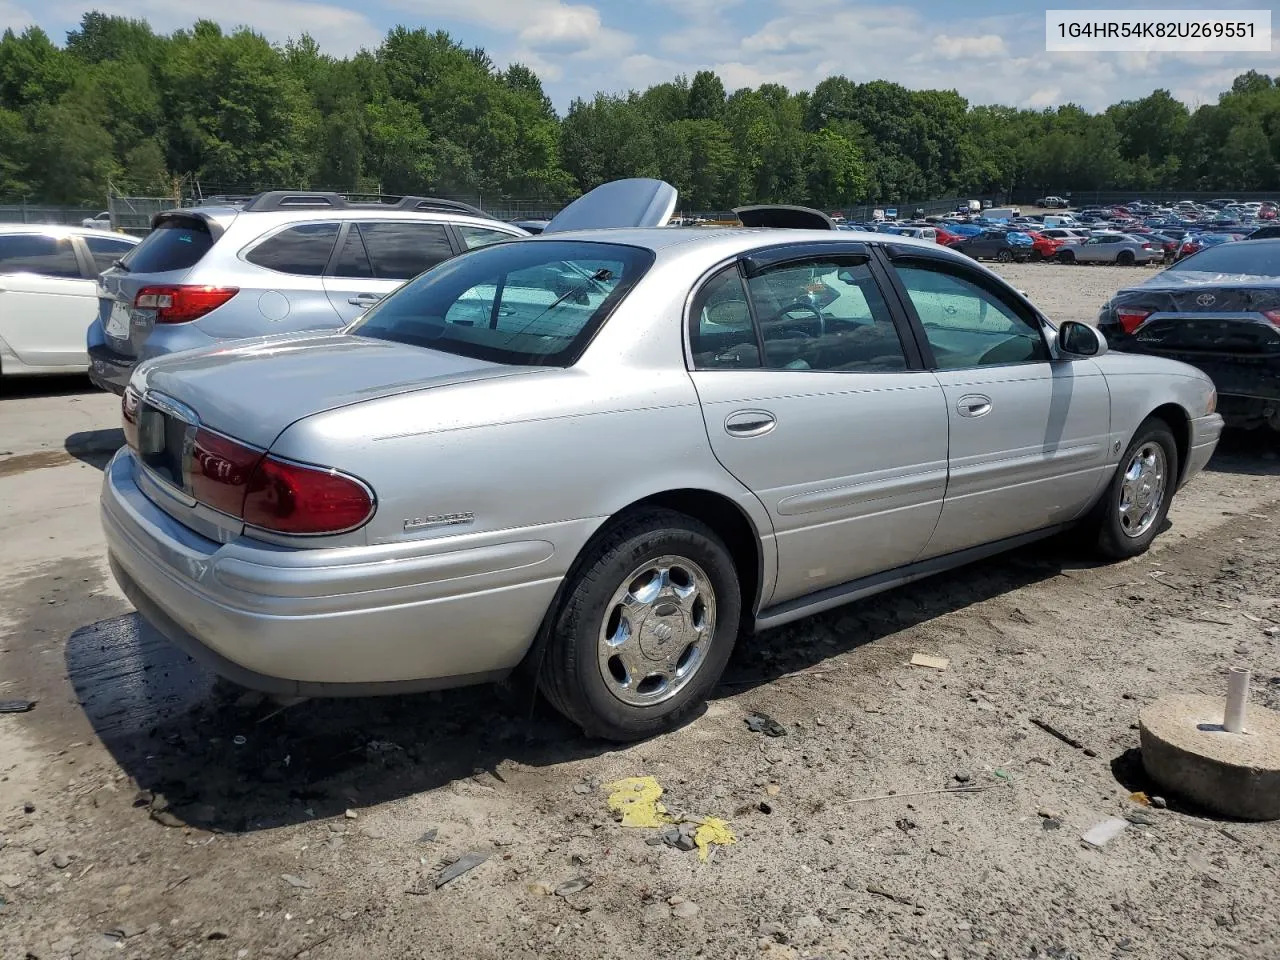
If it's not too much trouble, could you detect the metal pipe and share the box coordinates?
[1225,666,1250,734]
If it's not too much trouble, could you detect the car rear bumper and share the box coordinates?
[100,449,568,696]
[87,343,135,395]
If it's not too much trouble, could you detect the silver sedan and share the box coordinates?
[101,181,1223,741]
[1059,233,1163,265]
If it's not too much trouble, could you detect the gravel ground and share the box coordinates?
[2,267,1279,960]
[990,260,1166,326]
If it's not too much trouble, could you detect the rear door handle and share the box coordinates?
[348,293,381,306]
[724,410,777,437]
[957,394,992,418]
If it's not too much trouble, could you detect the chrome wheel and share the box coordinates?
[1118,442,1167,538]
[596,555,716,707]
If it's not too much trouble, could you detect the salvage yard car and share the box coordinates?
[1098,238,1280,433]
[101,179,1223,742]
[87,192,528,395]
[0,225,138,378]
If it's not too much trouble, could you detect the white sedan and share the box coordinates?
[0,225,138,377]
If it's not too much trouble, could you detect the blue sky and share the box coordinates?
[4,0,1278,112]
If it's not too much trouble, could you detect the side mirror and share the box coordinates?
[1056,320,1108,359]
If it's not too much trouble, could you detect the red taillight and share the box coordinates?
[122,386,140,450]
[1115,307,1151,334]
[242,457,374,535]
[189,429,264,517]
[1142,243,1152,249]
[135,285,238,324]
[1264,310,1280,328]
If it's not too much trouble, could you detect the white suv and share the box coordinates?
[0,225,138,378]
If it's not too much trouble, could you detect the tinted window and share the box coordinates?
[689,266,757,369]
[121,218,213,273]
[896,263,1048,370]
[0,234,81,278]
[84,235,137,274]
[245,222,339,275]
[332,226,373,278]
[358,222,454,280]
[1169,241,1280,276]
[746,259,907,372]
[458,225,519,250]
[350,240,653,365]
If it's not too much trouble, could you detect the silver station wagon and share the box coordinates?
[101,180,1224,741]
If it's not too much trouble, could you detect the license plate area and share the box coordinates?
[105,301,132,339]
[137,403,192,491]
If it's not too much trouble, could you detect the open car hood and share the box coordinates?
[733,205,837,230]
[542,179,678,233]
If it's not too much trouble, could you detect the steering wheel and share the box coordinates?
[770,300,826,338]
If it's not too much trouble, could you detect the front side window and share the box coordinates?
[744,258,907,372]
[0,234,81,278]
[895,262,1049,370]
[244,222,339,276]
[350,240,653,366]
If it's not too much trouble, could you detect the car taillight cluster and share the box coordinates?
[135,285,238,324]
[1264,310,1280,329]
[121,387,374,535]
[189,430,375,535]
[1115,307,1151,334]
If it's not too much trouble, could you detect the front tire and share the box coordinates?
[1088,418,1179,560]
[539,509,742,741]
[1057,249,1075,264]
[996,249,1013,263]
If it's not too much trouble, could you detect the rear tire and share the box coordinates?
[538,509,742,741]
[1057,250,1075,264]
[1117,250,1135,266]
[1087,418,1179,561]
[996,249,1013,263]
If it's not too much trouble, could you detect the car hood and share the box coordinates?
[134,332,534,449]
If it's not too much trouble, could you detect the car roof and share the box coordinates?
[528,225,963,262]
[0,223,139,241]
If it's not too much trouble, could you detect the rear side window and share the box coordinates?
[245,222,340,275]
[350,240,653,366]
[0,234,82,278]
[357,222,455,280]
[84,235,137,274]
[121,218,213,273]
[458,225,519,250]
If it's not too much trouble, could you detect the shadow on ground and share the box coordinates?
[65,428,125,470]
[64,534,1089,835]
[0,374,94,400]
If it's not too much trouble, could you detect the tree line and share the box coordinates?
[2,12,1279,209]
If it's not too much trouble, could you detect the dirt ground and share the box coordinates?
[3,264,1280,960]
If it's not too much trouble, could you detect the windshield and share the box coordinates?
[349,240,655,365]
[1168,241,1280,277]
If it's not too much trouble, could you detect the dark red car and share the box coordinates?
[1026,231,1064,261]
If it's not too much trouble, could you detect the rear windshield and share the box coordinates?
[349,240,655,366]
[1169,241,1280,276]
[120,216,214,273]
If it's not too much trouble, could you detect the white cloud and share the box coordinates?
[932,34,1008,60]
[0,0,33,33]
[53,0,383,54]
[388,0,634,60]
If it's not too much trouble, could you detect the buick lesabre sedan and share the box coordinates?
[101,181,1223,741]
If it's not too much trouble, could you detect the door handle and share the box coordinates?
[724,410,777,437]
[956,394,992,418]
[348,293,381,306]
